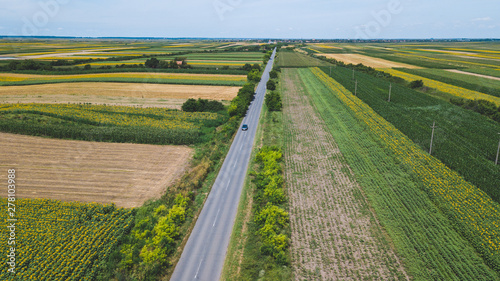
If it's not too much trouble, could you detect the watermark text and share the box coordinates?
[7,169,16,274]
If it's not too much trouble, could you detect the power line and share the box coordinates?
[429,121,437,155]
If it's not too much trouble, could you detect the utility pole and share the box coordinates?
[352,68,355,80]
[495,133,500,165]
[388,83,392,102]
[355,80,358,96]
[429,121,437,155]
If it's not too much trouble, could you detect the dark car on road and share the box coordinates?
[242,124,248,131]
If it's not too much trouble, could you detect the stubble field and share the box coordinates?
[0,132,193,208]
[0,82,239,108]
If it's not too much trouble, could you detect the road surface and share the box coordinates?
[171,48,276,281]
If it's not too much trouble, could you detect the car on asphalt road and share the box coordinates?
[242,124,248,131]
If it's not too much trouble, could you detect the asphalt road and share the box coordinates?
[170,48,276,281]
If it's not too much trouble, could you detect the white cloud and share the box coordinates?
[472,17,492,22]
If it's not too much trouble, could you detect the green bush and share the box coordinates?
[269,70,278,79]
[266,80,276,91]
[450,98,500,122]
[247,69,261,82]
[182,98,225,113]
[409,79,424,89]
[251,146,289,265]
[265,91,282,111]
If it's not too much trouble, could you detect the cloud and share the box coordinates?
[472,17,492,22]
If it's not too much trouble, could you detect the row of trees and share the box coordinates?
[181,98,225,113]
[145,57,190,69]
[451,98,500,122]
[265,67,282,111]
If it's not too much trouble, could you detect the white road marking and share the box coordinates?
[226,179,231,191]
[194,258,204,279]
[213,208,221,227]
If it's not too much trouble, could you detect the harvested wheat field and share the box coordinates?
[0,133,193,208]
[0,82,239,107]
[318,53,419,68]
[282,69,408,280]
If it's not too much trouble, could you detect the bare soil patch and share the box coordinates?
[282,68,408,280]
[318,53,419,69]
[0,133,193,208]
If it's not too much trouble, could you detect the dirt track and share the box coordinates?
[283,68,408,280]
[0,133,192,208]
[446,69,500,81]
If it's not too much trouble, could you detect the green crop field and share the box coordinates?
[275,51,332,68]
[294,67,500,279]
[320,65,500,202]
[0,103,227,145]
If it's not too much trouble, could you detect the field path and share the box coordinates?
[282,68,408,280]
[446,69,500,81]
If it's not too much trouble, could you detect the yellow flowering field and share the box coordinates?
[0,198,133,280]
[381,68,500,106]
[311,67,500,269]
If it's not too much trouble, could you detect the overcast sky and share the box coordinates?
[0,0,498,39]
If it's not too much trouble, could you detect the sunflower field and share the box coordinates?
[0,103,227,145]
[0,198,134,280]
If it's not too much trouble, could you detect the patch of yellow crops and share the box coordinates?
[311,67,500,263]
[381,68,500,106]
[0,197,133,280]
[0,76,26,82]
[163,44,194,48]
[447,48,500,54]
[306,48,321,53]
